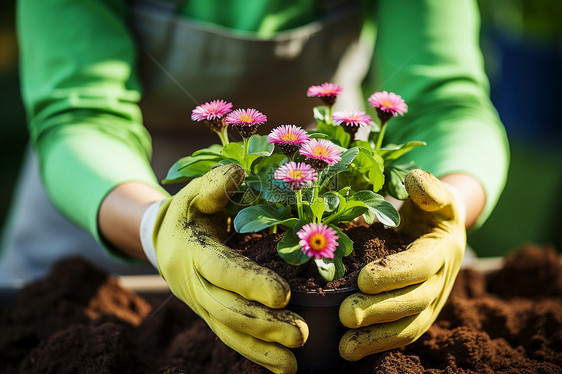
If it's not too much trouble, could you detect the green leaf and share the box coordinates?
[221,143,244,165]
[280,217,299,228]
[329,225,354,257]
[350,140,371,150]
[244,164,289,203]
[320,147,359,187]
[263,177,294,203]
[253,153,286,173]
[317,121,350,147]
[369,168,385,193]
[353,147,385,192]
[314,258,336,282]
[349,190,400,227]
[277,221,311,265]
[162,158,219,183]
[377,141,426,166]
[192,144,224,157]
[334,256,345,280]
[310,197,325,222]
[313,106,331,124]
[338,186,351,197]
[324,198,368,224]
[338,200,369,223]
[322,192,340,212]
[233,205,291,233]
[248,135,275,156]
[385,164,413,200]
[307,131,330,139]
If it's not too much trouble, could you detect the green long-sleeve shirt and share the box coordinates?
[17,0,508,251]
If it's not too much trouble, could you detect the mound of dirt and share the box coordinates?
[0,244,560,373]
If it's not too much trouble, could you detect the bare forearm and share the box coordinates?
[440,173,486,229]
[98,182,167,261]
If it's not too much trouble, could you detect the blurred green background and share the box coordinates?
[0,0,561,257]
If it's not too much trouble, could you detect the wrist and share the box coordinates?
[440,173,485,229]
[98,182,167,262]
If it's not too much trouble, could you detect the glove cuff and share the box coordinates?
[140,200,164,269]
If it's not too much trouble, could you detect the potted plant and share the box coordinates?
[163,83,425,369]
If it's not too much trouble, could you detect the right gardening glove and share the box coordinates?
[339,169,466,361]
[140,164,308,374]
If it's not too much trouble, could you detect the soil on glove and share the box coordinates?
[1,244,561,373]
[228,222,413,292]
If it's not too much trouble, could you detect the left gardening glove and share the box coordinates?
[140,164,308,374]
[339,169,466,361]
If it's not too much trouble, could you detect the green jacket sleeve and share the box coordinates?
[17,0,165,253]
[368,0,510,228]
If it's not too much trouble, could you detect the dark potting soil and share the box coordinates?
[1,244,561,373]
[228,222,413,292]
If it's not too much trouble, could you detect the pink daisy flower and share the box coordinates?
[225,108,268,138]
[268,125,309,145]
[332,110,374,128]
[307,82,342,106]
[191,99,233,122]
[300,139,342,170]
[225,108,267,126]
[274,162,318,190]
[268,125,310,159]
[190,99,232,133]
[368,91,408,123]
[297,223,339,259]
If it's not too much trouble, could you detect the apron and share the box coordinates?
[0,0,371,282]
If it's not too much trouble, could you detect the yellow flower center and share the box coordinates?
[288,170,303,180]
[309,233,327,251]
[312,145,329,157]
[282,133,298,141]
[239,114,253,122]
[382,100,393,108]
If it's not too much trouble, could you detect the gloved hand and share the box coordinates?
[140,164,308,374]
[339,169,466,361]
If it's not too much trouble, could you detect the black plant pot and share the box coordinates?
[288,286,358,371]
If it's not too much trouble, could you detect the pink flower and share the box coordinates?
[268,125,310,145]
[307,83,342,98]
[274,162,318,190]
[368,91,408,118]
[300,139,342,167]
[332,110,374,128]
[225,108,267,138]
[225,108,267,126]
[268,125,311,159]
[297,223,339,259]
[307,82,342,106]
[191,100,233,122]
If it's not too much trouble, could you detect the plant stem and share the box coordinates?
[243,137,250,159]
[295,189,304,220]
[328,105,334,125]
[216,128,229,147]
[313,180,319,200]
[374,121,388,151]
[242,137,250,172]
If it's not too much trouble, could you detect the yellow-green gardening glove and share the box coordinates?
[140,164,308,374]
[339,169,466,361]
